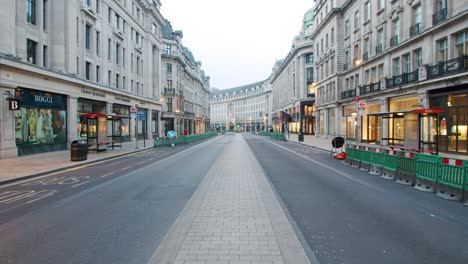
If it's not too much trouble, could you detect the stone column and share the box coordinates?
[381,98,389,146]
[67,96,78,147]
[50,0,66,72]
[0,88,18,158]
[130,113,136,142]
[147,109,153,140]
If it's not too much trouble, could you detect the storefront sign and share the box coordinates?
[137,111,146,120]
[115,96,131,103]
[16,88,66,110]
[9,99,20,110]
[81,89,106,98]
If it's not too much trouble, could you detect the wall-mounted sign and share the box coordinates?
[9,99,20,110]
[81,89,106,98]
[16,88,66,110]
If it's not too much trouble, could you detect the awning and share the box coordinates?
[81,113,107,118]
[366,110,413,117]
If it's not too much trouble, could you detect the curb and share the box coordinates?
[286,139,330,152]
[0,147,153,186]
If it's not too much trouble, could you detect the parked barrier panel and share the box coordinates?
[396,151,417,186]
[414,154,440,192]
[382,149,399,180]
[350,144,362,168]
[359,146,372,172]
[369,147,384,175]
[344,143,353,165]
[437,158,465,201]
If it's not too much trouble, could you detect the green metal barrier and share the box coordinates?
[350,144,361,168]
[344,143,353,165]
[382,149,400,180]
[395,151,418,186]
[359,146,372,172]
[415,154,440,192]
[436,157,465,201]
[153,132,217,147]
[270,133,286,141]
[369,147,384,175]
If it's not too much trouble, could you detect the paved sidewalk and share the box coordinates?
[286,134,333,152]
[0,139,154,184]
[149,133,312,264]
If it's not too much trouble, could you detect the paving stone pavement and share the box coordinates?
[148,134,311,264]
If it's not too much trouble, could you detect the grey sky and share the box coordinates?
[161,0,315,90]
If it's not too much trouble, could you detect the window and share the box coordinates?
[131,80,134,92]
[122,48,126,67]
[165,44,171,55]
[413,48,423,69]
[378,0,385,10]
[364,38,370,58]
[85,0,90,6]
[123,76,126,90]
[392,17,400,40]
[345,20,350,36]
[96,31,100,55]
[321,38,324,52]
[96,65,100,83]
[85,61,91,80]
[167,98,173,112]
[438,37,448,62]
[166,63,172,73]
[330,56,335,74]
[115,43,120,64]
[378,64,384,80]
[43,0,47,30]
[85,24,91,50]
[355,74,360,88]
[108,38,111,60]
[167,80,172,89]
[108,70,111,85]
[414,4,422,24]
[326,34,329,49]
[377,28,384,50]
[353,43,360,61]
[365,70,370,84]
[95,0,99,13]
[354,10,360,30]
[371,67,376,82]
[305,54,313,63]
[455,30,468,57]
[392,57,401,75]
[27,0,36,25]
[402,53,411,73]
[364,1,371,21]
[331,28,334,44]
[116,73,120,88]
[26,39,37,64]
[42,45,47,67]
[114,14,120,30]
[130,53,133,72]
[136,56,140,74]
[108,7,112,23]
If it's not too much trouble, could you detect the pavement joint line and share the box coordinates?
[264,139,386,193]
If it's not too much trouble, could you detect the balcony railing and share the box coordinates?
[386,70,419,88]
[426,55,468,79]
[390,35,399,48]
[341,89,356,99]
[363,52,369,62]
[164,88,175,93]
[432,8,447,26]
[359,81,381,95]
[409,23,421,38]
[376,44,384,55]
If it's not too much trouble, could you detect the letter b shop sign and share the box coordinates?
[9,99,20,110]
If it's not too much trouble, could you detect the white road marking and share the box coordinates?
[120,167,130,171]
[0,190,56,204]
[136,161,145,165]
[25,190,57,204]
[101,172,114,178]
[72,181,91,188]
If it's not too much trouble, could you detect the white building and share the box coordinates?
[160,20,211,136]
[0,0,165,158]
[210,81,272,132]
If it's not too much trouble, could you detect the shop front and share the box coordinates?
[343,104,357,140]
[430,87,468,154]
[136,108,148,140]
[14,88,67,156]
[301,101,315,135]
[362,102,381,144]
[77,98,106,142]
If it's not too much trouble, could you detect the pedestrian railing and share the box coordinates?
[340,142,468,205]
[154,132,217,147]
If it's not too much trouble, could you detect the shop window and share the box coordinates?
[328,108,335,135]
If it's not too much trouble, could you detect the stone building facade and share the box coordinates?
[0,0,165,158]
[210,81,272,132]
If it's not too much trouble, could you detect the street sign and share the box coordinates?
[167,130,176,139]
[130,106,137,113]
[358,101,366,109]
[8,99,20,110]
[137,111,146,120]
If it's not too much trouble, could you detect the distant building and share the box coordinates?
[210,81,272,132]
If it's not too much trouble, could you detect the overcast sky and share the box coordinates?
[161,0,315,90]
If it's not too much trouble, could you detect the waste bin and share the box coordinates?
[298,133,304,142]
[71,140,88,161]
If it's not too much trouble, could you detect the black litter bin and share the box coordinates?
[71,140,88,161]
[298,133,304,142]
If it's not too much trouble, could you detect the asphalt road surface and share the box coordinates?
[245,134,468,264]
[1,133,468,264]
[0,136,226,264]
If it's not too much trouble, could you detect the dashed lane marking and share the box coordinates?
[72,181,91,188]
[101,172,114,178]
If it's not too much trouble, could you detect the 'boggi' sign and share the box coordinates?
[34,95,54,104]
